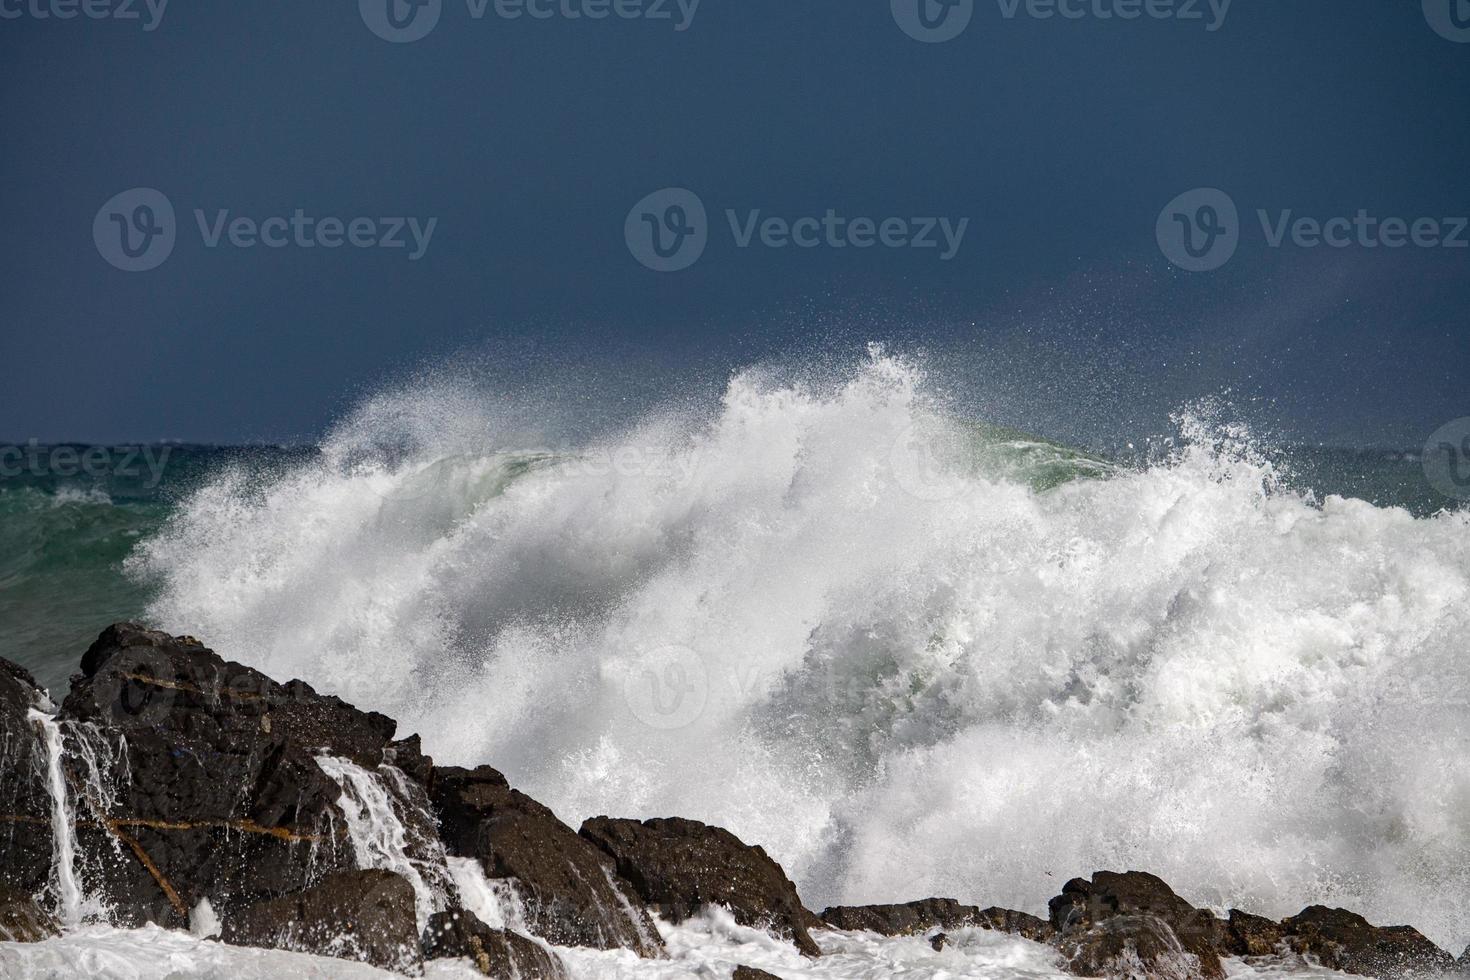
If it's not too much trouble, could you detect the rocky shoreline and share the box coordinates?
[1,623,1466,979]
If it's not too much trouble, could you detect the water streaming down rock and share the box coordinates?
[26,711,83,927]
[24,709,125,928]
[0,661,62,907]
[314,755,455,934]
[446,855,528,933]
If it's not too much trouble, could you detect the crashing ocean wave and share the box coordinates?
[123,348,1470,954]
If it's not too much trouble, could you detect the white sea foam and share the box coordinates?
[0,924,482,979]
[128,350,1470,953]
[4,914,1364,980]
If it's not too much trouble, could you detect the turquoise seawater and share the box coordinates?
[0,446,309,695]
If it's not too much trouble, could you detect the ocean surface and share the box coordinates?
[3,352,1468,977]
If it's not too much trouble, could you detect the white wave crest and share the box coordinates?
[128,350,1470,952]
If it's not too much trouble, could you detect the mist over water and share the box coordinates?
[124,350,1470,952]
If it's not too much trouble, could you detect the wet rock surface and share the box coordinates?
[1048,871,1225,980]
[1055,911,1206,980]
[54,623,405,926]
[820,896,1054,944]
[820,897,982,935]
[0,658,56,896]
[979,905,1058,943]
[422,906,568,979]
[0,884,57,943]
[1225,908,1285,957]
[220,868,421,973]
[581,815,821,957]
[430,765,664,957]
[1280,906,1457,978]
[732,967,786,980]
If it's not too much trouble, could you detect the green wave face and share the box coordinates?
[951,420,1119,492]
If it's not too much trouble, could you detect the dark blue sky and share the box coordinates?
[1,0,1466,447]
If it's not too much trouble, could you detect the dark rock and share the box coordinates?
[0,884,58,942]
[580,815,820,957]
[54,623,422,928]
[822,897,980,935]
[0,658,56,897]
[1048,872,1224,980]
[1056,913,1205,980]
[1281,906,1457,978]
[385,734,435,787]
[820,897,1053,943]
[429,766,664,957]
[930,931,949,951]
[978,905,1056,943]
[1225,908,1284,957]
[220,869,421,973]
[732,968,785,980]
[422,907,567,979]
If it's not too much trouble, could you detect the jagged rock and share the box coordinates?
[1048,872,1224,980]
[221,868,420,972]
[1055,913,1207,980]
[422,906,567,979]
[54,623,419,928]
[429,765,664,957]
[930,931,949,951]
[580,815,821,957]
[732,967,785,980]
[979,905,1057,942]
[821,897,978,935]
[385,733,435,787]
[1224,908,1284,957]
[0,658,56,897]
[1281,906,1457,978]
[0,884,58,942]
[819,897,1053,943]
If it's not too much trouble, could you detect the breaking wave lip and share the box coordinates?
[126,348,1470,954]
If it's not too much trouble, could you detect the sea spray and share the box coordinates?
[314,755,453,933]
[133,351,1470,952]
